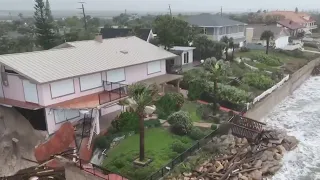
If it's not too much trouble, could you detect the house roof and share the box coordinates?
[186,13,247,27]
[277,19,305,30]
[170,46,196,51]
[267,11,315,24]
[247,24,290,40]
[100,28,152,41]
[0,36,177,84]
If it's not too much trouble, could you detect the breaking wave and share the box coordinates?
[262,76,320,180]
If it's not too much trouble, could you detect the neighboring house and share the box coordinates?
[168,46,197,73]
[0,36,181,137]
[186,13,247,45]
[246,24,290,49]
[277,19,305,37]
[267,11,317,33]
[100,28,154,42]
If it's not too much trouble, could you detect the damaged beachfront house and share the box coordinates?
[0,36,183,141]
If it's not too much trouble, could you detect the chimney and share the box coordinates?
[94,34,103,43]
[289,20,292,24]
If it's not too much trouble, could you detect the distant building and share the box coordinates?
[185,13,247,46]
[246,24,290,49]
[100,28,154,42]
[267,11,317,33]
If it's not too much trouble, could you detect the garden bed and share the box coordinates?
[102,128,194,180]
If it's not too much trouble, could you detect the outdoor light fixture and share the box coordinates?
[200,59,204,64]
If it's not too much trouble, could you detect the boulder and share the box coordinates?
[269,138,283,145]
[243,163,251,169]
[253,160,262,168]
[268,165,282,174]
[238,173,249,180]
[261,165,269,174]
[249,170,262,180]
[274,153,282,160]
[242,138,248,144]
[184,177,190,180]
[276,145,286,155]
[183,172,192,177]
[231,148,237,154]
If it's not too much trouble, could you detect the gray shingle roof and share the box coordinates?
[0,36,177,84]
[186,13,247,27]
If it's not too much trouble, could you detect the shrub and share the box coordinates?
[242,72,275,90]
[156,92,185,119]
[181,69,210,90]
[171,141,188,153]
[144,119,161,128]
[113,112,139,132]
[211,124,218,130]
[240,46,250,52]
[217,84,251,105]
[94,136,111,150]
[203,57,217,70]
[168,111,193,135]
[188,127,206,140]
[249,52,282,66]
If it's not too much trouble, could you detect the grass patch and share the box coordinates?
[181,101,202,122]
[103,128,193,180]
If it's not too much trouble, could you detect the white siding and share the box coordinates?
[275,36,289,49]
[50,79,75,98]
[23,80,39,103]
[147,61,161,74]
[107,68,125,82]
[80,73,102,91]
[188,50,194,63]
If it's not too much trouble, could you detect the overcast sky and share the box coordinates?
[0,0,319,12]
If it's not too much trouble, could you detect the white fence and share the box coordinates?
[252,75,290,105]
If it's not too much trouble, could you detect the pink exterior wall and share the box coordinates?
[2,74,25,102]
[39,60,166,106]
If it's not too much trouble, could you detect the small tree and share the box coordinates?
[295,7,299,13]
[220,36,230,60]
[128,83,159,161]
[229,38,235,60]
[260,30,274,55]
[34,0,57,49]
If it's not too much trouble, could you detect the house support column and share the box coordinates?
[176,80,181,93]
[95,108,100,135]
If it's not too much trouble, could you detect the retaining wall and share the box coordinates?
[245,58,320,120]
[65,165,98,180]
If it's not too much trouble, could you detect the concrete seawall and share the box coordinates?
[245,58,320,120]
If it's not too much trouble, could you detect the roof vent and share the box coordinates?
[120,50,128,54]
[289,20,292,24]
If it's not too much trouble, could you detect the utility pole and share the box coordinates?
[168,4,172,17]
[78,2,87,31]
[220,6,223,17]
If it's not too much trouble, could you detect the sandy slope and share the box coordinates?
[0,106,47,177]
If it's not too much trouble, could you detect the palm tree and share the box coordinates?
[260,30,274,55]
[220,36,230,60]
[229,38,235,60]
[127,83,159,161]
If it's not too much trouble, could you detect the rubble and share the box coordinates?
[166,129,299,180]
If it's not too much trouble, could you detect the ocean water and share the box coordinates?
[261,76,320,180]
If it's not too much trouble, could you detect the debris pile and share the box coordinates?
[168,130,298,180]
[312,64,320,76]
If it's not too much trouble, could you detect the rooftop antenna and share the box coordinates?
[221,6,223,16]
[168,4,172,17]
[78,2,87,31]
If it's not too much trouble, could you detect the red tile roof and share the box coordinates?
[277,19,305,30]
[268,11,316,24]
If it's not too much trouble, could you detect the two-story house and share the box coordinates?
[268,11,317,33]
[0,36,182,137]
[186,13,247,45]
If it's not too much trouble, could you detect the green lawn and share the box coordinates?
[181,101,202,122]
[103,128,193,179]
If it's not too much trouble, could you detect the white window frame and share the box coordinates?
[147,61,161,75]
[54,109,80,124]
[50,79,75,98]
[107,68,126,83]
[79,73,102,92]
